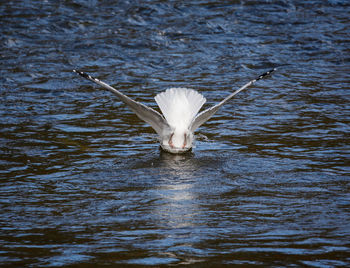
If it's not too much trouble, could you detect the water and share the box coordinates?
[1,0,349,266]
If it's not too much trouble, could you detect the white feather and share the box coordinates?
[155,88,206,130]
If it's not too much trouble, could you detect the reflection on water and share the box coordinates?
[155,153,200,230]
[129,152,203,234]
[1,0,350,266]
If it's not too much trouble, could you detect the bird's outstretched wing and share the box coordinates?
[190,68,276,132]
[73,70,171,136]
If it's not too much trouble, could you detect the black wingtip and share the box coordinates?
[256,67,277,81]
[73,69,90,79]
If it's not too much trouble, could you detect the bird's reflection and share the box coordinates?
[153,150,202,229]
[127,149,213,230]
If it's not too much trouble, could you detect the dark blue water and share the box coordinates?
[1,0,349,267]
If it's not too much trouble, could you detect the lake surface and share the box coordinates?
[1,0,349,267]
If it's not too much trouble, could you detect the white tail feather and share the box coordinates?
[155,88,206,129]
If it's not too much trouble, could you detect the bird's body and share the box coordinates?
[155,87,206,153]
[73,68,276,154]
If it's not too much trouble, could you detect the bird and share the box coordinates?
[73,68,276,153]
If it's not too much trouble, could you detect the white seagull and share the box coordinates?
[73,68,276,153]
